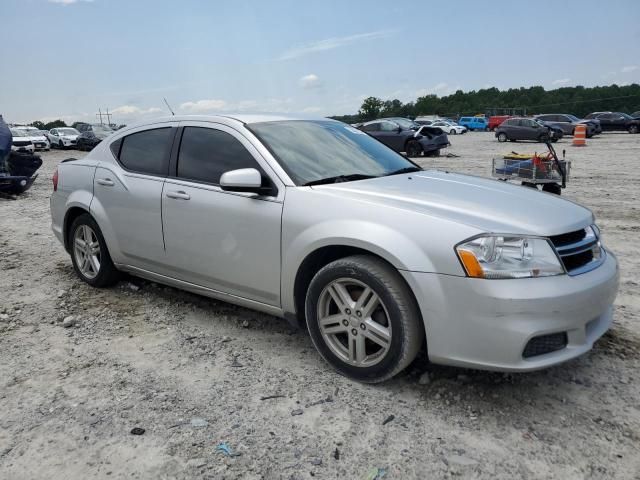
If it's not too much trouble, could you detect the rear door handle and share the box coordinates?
[166,190,191,200]
[97,178,115,186]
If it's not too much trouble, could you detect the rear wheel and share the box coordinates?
[305,255,424,383]
[629,125,639,134]
[497,132,508,142]
[69,214,120,287]
[449,128,457,135]
[405,140,422,157]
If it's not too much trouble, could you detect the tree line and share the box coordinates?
[28,120,126,130]
[331,83,640,124]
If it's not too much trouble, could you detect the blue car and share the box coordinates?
[457,117,489,131]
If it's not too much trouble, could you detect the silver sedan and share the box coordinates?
[50,114,619,382]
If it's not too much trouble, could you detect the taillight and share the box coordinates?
[53,168,59,192]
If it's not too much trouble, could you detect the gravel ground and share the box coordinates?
[1,132,639,480]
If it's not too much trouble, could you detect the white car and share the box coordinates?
[46,127,80,149]
[430,121,467,135]
[14,126,50,151]
[9,129,35,153]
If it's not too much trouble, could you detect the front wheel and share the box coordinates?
[305,255,424,383]
[405,140,422,157]
[497,132,508,142]
[69,214,120,287]
[59,140,65,149]
[449,128,457,135]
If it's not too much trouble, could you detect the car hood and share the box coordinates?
[312,170,593,236]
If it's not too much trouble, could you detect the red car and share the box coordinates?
[488,115,511,130]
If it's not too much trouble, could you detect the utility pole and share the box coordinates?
[95,108,113,126]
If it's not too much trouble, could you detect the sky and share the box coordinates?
[1,0,639,124]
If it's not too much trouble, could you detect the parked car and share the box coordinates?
[358,117,449,157]
[488,115,511,131]
[631,111,640,118]
[534,114,598,137]
[46,127,80,148]
[76,124,115,151]
[50,114,619,382]
[429,120,466,135]
[495,117,560,142]
[587,112,640,133]
[9,129,35,153]
[457,116,488,131]
[13,126,50,150]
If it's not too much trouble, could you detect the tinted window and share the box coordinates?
[380,122,398,132]
[118,127,173,176]
[360,122,380,132]
[177,127,261,185]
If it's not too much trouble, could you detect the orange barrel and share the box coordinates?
[573,124,586,146]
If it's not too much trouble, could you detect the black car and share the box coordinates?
[534,114,598,137]
[495,117,561,143]
[586,112,640,133]
[358,117,449,157]
[76,124,115,151]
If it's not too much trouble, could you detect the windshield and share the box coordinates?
[248,120,418,186]
[10,129,27,137]
[566,114,580,121]
[58,128,79,135]
[617,112,633,119]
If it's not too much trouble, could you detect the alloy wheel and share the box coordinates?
[73,225,101,279]
[316,278,392,367]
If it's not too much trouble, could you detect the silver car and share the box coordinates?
[50,115,619,383]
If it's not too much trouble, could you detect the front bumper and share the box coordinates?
[402,249,619,371]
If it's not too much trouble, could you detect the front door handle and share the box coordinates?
[97,178,115,186]
[166,190,191,200]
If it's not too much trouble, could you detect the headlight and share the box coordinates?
[456,235,564,279]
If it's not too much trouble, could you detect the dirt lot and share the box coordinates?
[1,132,639,480]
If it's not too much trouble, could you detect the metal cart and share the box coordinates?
[492,142,570,195]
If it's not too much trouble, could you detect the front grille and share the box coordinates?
[523,332,568,358]
[13,141,30,147]
[550,227,602,275]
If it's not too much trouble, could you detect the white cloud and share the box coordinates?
[299,74,321,89]
[179,99,228,113]
[178,98,295,114]
[277,30,395,61]
[48,0,93,5]
[302,106,323,113]
[111,105,162,116]
[621,65,638,73]
[552,78,571,85]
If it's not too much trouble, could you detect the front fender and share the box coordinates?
[281,219,441,315]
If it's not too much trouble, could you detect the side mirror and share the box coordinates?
[220,168,264,194]
[396,126,402,133]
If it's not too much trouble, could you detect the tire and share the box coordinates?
[59,140,64,149]
[497,132,508,142]
[629,125,639,134]
[305,255,424,383]
[449,128,457,135]
[539,134,550,143]
[69,214,120,287]
[542,183,562,195]
[425,149,441,157]
[405,139,422,157]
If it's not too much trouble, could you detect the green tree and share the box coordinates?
[43,119,67,130]
[358,97,384,121]
[30,120,45,130]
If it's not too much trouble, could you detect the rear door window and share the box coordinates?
[177,127,262,185]
[117,127,173,176]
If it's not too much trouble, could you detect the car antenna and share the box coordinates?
[163,98,175,116]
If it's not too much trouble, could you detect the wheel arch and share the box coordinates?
[63,206,91,252]
[288,244,424,332]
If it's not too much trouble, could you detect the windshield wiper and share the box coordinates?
[384,166,422,176]
[303,174,378,186]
